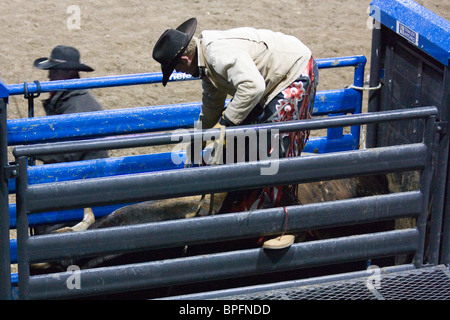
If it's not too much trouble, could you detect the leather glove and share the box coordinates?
[208,122,226,165]
[218,113,236,127]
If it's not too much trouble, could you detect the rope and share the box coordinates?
[186,125,226,217]
[280,206,289,239]
[345,83,382,91]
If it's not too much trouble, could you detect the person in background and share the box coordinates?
[32,45,108,234]
[33,45,108,163]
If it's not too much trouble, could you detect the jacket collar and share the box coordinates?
[194,36,207,78]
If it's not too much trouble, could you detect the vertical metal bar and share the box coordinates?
[350,59,366,148]
[439,66,450,265]
[0,98,11,299]
[414,115,437,267]
[367,27,382,148]
[426,130,447,264]
[440,66,450,265]
[27,98,34,118]
[15,156,30,299]
[24,82,39,167]
[441,157,450,265]
[27,97,36,167]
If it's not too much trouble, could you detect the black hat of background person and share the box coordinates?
[33,45,94,72]
[152,18,197,86]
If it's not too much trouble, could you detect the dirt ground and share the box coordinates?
[1,1,448,147]
[1,0,447,116]
[2,1,449,275]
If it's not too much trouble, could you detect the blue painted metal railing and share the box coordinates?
[7,55,366,275]
[6,89,360,145]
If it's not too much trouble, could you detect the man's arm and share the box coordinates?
[200,78,227,129]
[210,47,265,126]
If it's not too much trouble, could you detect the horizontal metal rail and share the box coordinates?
[8,152,184,193]
[13,106,438,158]
[7,72,183,96]
[24,143,427,213]
[6,132,356,192]
[7,102,201,146]
[6,56,367,96]
[315,55,367,69]
[6,133,358,195]
[26,191,422,263]
[27,229,418,299]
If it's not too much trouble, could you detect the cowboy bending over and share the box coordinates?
[153,19,319,247]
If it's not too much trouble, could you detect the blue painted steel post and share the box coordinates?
[0,78,11,299]
[309,55,367,152]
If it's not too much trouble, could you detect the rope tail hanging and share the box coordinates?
[186,124,225,217]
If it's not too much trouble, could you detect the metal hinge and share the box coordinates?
[3,163,18,181]
[436,121,448,137]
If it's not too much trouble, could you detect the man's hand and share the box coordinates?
[218,113,237,127]
[209,122,226,165]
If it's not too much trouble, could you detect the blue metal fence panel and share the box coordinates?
[6,89,360,146]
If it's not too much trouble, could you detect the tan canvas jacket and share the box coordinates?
[195,27,312,128]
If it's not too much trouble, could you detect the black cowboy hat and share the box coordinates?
[152,18,197,86]
[33,45,94,72]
